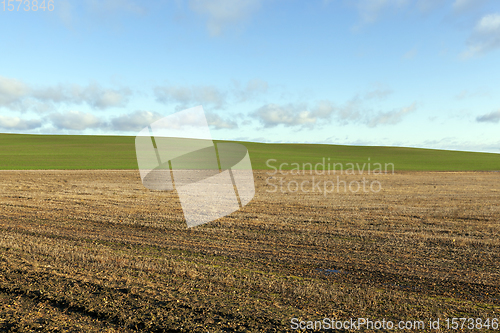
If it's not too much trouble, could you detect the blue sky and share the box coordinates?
[1,0,499,152]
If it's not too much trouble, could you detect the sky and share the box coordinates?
[0,0,499,153]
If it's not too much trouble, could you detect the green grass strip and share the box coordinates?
[0,133,499,171]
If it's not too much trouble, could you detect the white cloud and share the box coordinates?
[251,102,334,128]
[233,78,268,102]
[250,85,413,129]
[206,112,238,129]
[69,83,132,109]
[245,78,268,92]
[355,0,410,24]
[0,76,30,108]
[452,0,488,13]
[252,103,314,128]
[0,116,42,130]
[334,97,364,123]
[189,0,262,36]
[367,102,416,127]
[365,83,393,99]
[453,0,472,11]
[55,0,146,27]
[403,48,417,59]
[455,89,489,100]
[416,0,447,13]
[313,100,336,118]
[332,97,416,126]
[57,0,74,28]
[110,110,163,132]
[49,111,102,130]
[86,0,146,15]
[456,90,469,100]
[462,13,500,58]
[155,84,226,110]
[476,110,500,123]
[475,13,500,34]
[0,76,132,112]
[154,80,268,110]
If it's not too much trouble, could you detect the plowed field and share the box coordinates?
[0,170,499,332]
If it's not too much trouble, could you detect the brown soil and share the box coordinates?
[0,170,499,332]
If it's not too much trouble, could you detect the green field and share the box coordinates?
[0,133,499,171]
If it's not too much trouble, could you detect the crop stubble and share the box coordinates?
[0,170,499,332]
